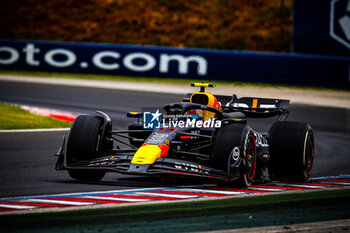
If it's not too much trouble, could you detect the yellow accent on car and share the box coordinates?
[129,112,140,115]
[191,83,216,88]
[252,99,258,108]
[190,92,222,120]
[252,99,258,112]
[232,118,242,121]
[199,165,203,172]
[131,145,162,164]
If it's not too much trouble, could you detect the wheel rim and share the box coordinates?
[305,131,315,175]
[246,135,256,180]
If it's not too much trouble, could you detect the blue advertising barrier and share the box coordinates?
[0,39,349,89]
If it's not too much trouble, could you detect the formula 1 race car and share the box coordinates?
[55,83,315,187]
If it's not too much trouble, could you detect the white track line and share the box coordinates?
[0,204,36,209]
[179,188,244,195]
[83,196,149,202]
[0,187,170,202]
[23,199,93,206]
[247,187,284,192]
[277,184,325,189]
[0,128,70,133]
[320,181,350,186]
[136,192,197,199]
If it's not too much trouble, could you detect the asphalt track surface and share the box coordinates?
[0,80,349,198]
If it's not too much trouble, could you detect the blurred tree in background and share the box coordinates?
[0,0,292,52]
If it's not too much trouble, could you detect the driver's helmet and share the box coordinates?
[189,92,222,121]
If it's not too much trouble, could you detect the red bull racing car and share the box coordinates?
[55,83,315,187]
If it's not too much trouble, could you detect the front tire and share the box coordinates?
[66,115,107,182]
[269,121,315,181]
[212,124,257,187]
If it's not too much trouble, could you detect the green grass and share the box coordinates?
[0,102,72,130]
[1,69,349,92]
[1,188,349,233]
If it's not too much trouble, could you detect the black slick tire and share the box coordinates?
[269,121,315,181]
[66,115,106,182]
[212,123,257,187]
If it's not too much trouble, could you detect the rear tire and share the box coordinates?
[212,124,257,187]
[269,121,315,181]
[66,115,107,182]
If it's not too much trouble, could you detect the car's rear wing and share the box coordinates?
[226,96,289,118]
[183,93,289,119]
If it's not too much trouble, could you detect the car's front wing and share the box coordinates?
[57,153,232,181]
